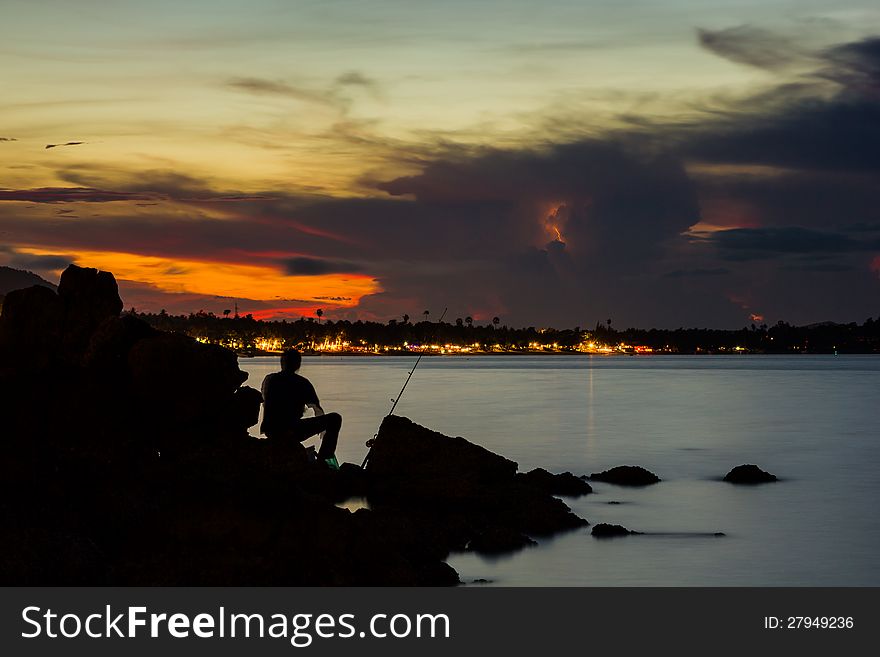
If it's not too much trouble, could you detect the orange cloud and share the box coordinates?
[17,247,380,308]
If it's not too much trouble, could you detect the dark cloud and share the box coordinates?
[664,268,730,278]
[0,187,157,203]
[697,25,806,70]
[281,256,365,276]
[685,34,880,172]
[45,141,85,150]
[227,77,346,110]
[0,247,73,272]
[708,227,880,261]
[0,137,17,142]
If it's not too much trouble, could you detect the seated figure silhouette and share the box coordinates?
[260,349,341,469]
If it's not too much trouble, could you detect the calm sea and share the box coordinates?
[239,355,880,586]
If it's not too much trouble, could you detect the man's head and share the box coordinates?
[280,349,302,373]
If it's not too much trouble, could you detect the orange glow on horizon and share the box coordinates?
[16,247,380,308]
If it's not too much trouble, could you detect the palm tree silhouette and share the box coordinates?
[316,308,324,324]
[465,316,473,328]
[492,316,500,329]
[423,309,430,322]
[402,313,409,324]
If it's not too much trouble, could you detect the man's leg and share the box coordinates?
[293,413,342,460]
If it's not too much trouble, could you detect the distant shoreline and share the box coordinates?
[238,350,879,358]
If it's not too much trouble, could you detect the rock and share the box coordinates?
[517,468,593,496]
[229,386,263,432]
[590,465,660,486]
[467,526,537,555]
[83,314,158,373]
[723,464,777,484]
[591,523,637,538]
[127,332,248,430]
[367,415,517,488]
[0,285,63,370]
[366,415,588,552]
[57,265,123,361]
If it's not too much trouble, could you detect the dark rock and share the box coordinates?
[127,332,248,429]
[367,415,517,488]
[591,523,637,538]
[0,285,63,370]
[229,386,263,432]
[57,265,123,361]
[518,467,593,496]
[366,415,588,552]
[723,464,777,484]
[467,527,537,555]
[83,314,158,373]
[590,465,660,486]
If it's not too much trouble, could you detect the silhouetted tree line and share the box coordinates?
[132,308,880,354]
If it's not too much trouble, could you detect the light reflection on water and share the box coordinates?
[240,355,880,586]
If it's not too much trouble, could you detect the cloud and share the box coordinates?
[707,227,880,261]
[281,256,365,276]
[226,76,345,109]
[3,32,880,327]
[664,267,730,278]
[0,247,74,272]
[0,187,158,203]
[0,137,17,142]
[697,25,807,70]
[45,141,85,150]
[335,71,376,88]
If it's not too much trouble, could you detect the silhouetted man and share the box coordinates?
[260,349,341,470]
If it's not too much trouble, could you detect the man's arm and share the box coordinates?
[307,403,325,416]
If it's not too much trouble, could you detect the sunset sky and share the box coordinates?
[2,0,879,327]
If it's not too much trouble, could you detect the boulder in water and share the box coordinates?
[590,465,660,486]
[723,464,777,484]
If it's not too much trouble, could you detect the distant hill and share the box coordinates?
[0,267,57,309]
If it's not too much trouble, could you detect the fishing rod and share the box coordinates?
[361,307,447,468]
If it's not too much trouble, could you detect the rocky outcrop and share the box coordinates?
[57,265,124,361]
[0,284,63,370]
[723,464,777,484]
[0,264,588,585]
[590,465,661,486]
[517,467,593,496]
[365,416,588,555]
[591,523,639,538]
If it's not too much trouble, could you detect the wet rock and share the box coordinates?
[723,464,777,484]
[591,523,637,538]
[518,467,593,496]
[590,465,660,486]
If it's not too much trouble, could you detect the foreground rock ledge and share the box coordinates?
[0,264,589,586]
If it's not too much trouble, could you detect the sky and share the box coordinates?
[1,0,879,328]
